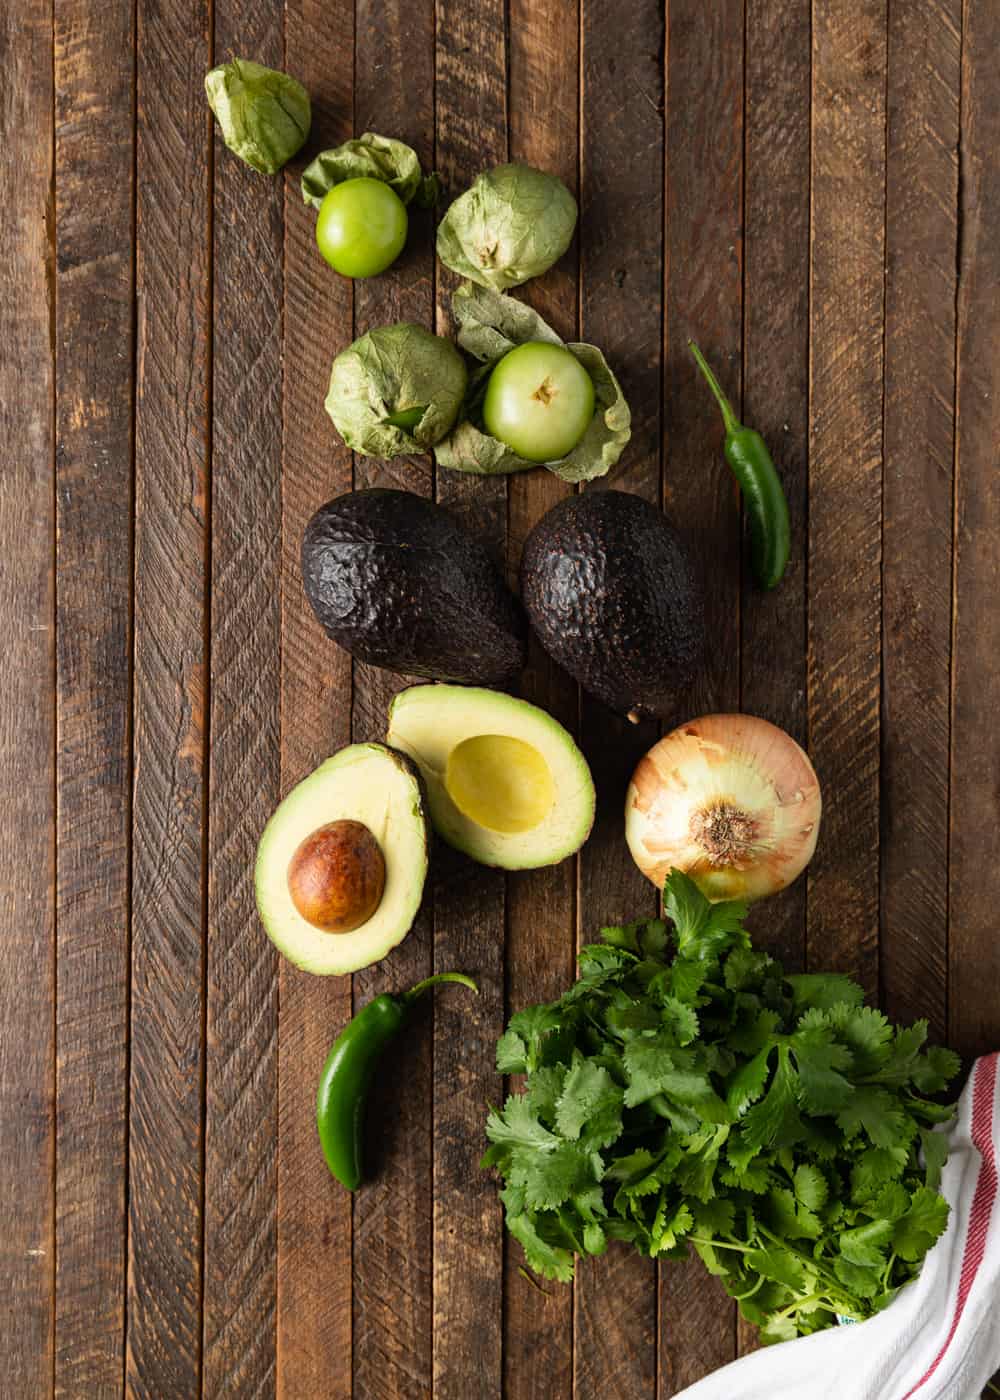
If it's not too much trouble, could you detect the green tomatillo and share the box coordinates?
[316,177,408,278]
[302,132,440,281]
[482,341,596,463]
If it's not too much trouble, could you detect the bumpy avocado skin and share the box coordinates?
[302,488,527,686]
[520,491,703,719]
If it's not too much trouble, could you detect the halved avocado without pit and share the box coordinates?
[386,685,595,869]
[255,743,428,975]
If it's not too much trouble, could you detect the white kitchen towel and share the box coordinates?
[675,1052,1000,1400]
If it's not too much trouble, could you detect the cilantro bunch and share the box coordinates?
[484,871,960,1342]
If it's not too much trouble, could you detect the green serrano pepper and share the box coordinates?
[688,341,791,591]
[316,971,478,1190]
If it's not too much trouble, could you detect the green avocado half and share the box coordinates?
[255,743,428,975]
[386,684,595,870]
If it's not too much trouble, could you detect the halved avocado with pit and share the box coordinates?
[255,743,428,975]
[386,685,595,869]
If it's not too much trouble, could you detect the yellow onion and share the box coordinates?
[625,714,821,902]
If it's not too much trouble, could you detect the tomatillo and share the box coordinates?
[482,341,595,463]
[316,176,408,278]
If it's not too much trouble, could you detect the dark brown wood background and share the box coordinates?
[2,0,999,1395]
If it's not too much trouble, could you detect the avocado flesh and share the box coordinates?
[387,685,595,870]
[520,490,704,719]
[255,743,428,975]
[301,488,527,687]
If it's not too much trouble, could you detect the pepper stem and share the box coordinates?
[402,971,479,1006]
[687,340,742,436]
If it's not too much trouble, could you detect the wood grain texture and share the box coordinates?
[350,3,436,1396]
[880,0,960,1039]
[949,0,1000,1064]
[659,0,744,1389]
[0,3,55,1395]
[502,3,580,1397]
[52,0,133,1392]
[741,0,811,975]
[576,0,663,1394]
[806,0,887,997]
[202,1,283,1395]
[127,0,210,1388]
[277,4,355,1395]
[432,5,507,1393]
[737,0,812,1358]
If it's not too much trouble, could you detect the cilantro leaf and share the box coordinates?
[650,1199,694,1255]
[727,1007,782,1057]
[920,1127,949,1192]
[747,1245,809,1293]
[496,1028,528,1075]
[506,1004,563,1072]
[737,1046,803,1154]
[836,1086,908,1149]
[791,1012,854,1113]
[622,1035,715,1110]
[834,1257,882,1299]
[486,1096,559,1152]
[509,1140,598,1210]
[505,1208,575,1283]
[871,1021,928,1086]
[525,1065,566,1125]
[911,1045,962,1095]
[725,1043,774,1118]
[786,972,865,1014]
[892,1187,949,1261]
[793,1164,828,1213]
[663,870,749,958]
[826,1005,894,1075]
[839,1218,895,1267]
[554,1057,624,1149]
[659,996,700,1046]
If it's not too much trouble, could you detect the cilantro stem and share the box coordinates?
[518,1267,552,1296]
[687,1235,757,1254]
[730,1273,767,1302]
[756,1226,845,1294]
[880,1250,898,1291]
[769,1292,835,1323]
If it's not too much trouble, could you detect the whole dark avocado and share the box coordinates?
[302,488,527,686]
[520,491,703,720]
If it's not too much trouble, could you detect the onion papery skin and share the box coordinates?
[625,713,821,902]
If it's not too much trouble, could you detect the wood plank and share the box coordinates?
[432,5,507,1393]
[277,5,355,1395]
[502,5,580,1399]
[806,0,886,1000]
[949,0,1000,1064]
[881,0,960,1040]
[741,0,811,975]
[128,0,211,1388]
[658,0,744,1390]
[52,0,133,1391]
[201,2,284,1394]
[350,3,436,1397]
[738,0,812,1359]
[0,2,55,1394]
[575,0,664,1395]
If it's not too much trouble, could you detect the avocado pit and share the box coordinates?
[288,819,386,933]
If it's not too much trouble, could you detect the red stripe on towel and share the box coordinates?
[901,1052,998,1398]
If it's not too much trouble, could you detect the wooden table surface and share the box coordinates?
[4,0,1000,1395]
